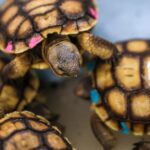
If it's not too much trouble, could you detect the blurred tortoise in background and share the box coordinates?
[0,0,117,80]
[133,141,150,150]
[0,111,74,150]
[0,55,39,117]
[76,39,150,149]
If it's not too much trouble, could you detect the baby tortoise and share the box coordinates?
[0,56,39,117]
[0,111,74,150]
[76,39,150,149]
[0,0,117,80]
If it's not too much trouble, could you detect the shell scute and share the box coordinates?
[0,0,97,53]
[93,39,150,135]
[0,111,74,150]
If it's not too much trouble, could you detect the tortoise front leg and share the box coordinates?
[2,53,32,79]
[77,33,118,60]
[91,113,116,150]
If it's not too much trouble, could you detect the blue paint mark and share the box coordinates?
[120,122,129,134]
[90,89,100,104]
[87,60,96,72]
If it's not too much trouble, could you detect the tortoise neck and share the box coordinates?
[44,34,69,47]
[42,34,70,62]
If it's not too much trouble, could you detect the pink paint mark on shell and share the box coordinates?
[5,41,13,52]
[29,35,42,49]
[89,8,99,19]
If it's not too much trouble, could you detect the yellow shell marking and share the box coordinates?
[127,40,149,53]
[96,63,114,90]
[131,94,150,118]
[45,133,67,149]
[143,56,150,89]
[133,124,144,136]
[115,56,141,90]
[107,88,127,117]
[5,131,40,150]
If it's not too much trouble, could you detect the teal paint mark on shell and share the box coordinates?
[87,60,96,72]
[120,122,129,134]
[90,89,100,104]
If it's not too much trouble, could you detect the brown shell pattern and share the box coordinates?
[0,111,74,150]
[93,40,150,135]
[0,0,97,54]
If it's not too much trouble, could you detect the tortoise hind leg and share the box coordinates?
[77,33,118,60]
[91,113,116,150]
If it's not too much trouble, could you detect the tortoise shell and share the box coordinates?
[0,111,74,150]
[91,39,150,136]
[0,56,39,114]
[0,0,97,54]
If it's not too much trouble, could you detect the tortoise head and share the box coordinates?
[43,40,82,77]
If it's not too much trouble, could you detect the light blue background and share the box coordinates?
[0,0,3,5]
[95,0,150,41]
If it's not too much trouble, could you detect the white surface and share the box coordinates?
[95,0,150,42]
